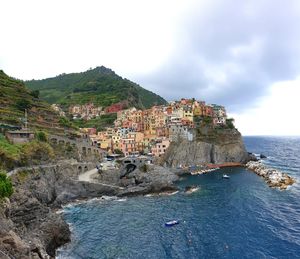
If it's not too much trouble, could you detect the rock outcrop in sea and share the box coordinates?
[162,128,249,168]
[246,161,295,189]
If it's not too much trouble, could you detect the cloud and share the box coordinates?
[1,0,300,117]
[230,78,300,136]
[135,0,300,112]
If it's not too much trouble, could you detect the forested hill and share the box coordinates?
[25,66,167,109]
[0,70,76,134]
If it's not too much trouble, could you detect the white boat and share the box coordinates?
[165,220,179,227]
[222,174,230,179]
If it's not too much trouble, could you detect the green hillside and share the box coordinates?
[25,66,167,109]
[0,70,77,134]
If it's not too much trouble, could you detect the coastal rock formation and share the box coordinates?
[94,164,179,196]
[246,161,295,190]
[162,128,249,168]
[0,161,105,258]
[0,160,180,258]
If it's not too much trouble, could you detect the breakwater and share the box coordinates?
[246,161,295,189]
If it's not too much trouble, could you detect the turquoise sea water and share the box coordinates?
[57,136,300,259]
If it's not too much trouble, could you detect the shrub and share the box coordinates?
[35,131,48,142]
[140,164,149,173]
[226,118,235,129]
[16,170,28,183]
[114,149,124,156]
[0,134,22,169]
[203,116,212,125]
[21,141,54,164]
[30,90,40,98]
[66,145,73,152]
[0,171,13,198]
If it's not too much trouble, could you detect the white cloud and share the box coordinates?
[230,79,300,136]
[1,0,300,136]
[0,0,186,79]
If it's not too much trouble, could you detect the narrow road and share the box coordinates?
[78,168,124,190]
[78,168,98,182]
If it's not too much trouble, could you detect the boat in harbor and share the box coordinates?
[222,174,230,179]
[165,220,179,227]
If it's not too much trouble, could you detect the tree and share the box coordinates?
[15,99,31,111]
[30,90,40,98]
[0,171,13,198]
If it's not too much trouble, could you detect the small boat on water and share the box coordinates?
[165,220,179,227]
[222,174,230,179]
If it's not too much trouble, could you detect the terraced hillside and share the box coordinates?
[0,70,76,134]
[25,66,167,109]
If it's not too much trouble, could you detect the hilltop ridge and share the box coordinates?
[25,66,167,109]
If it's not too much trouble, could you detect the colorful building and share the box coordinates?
[151,138,170,157]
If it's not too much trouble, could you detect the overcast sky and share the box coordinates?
[1,0,300,135]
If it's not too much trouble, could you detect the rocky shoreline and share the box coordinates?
[0,161,180,259]
[1,155,296,258]
[246,161,295,190]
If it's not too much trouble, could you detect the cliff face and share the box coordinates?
[162,128,248,168]
[0,160,180,258]
[0,161,114,259]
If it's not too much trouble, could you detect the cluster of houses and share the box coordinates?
[82,98,229,157]
[67,101,127,120]
[51,104,66,117]
[68,103,104,120]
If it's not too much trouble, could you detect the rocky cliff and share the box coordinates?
[0,160,179,258]
[0,161,113,259]
[162,128,249,168]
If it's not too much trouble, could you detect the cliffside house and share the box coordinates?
[168,124,189,142]
[6,129,35,144]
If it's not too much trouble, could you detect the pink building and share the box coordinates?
[151,138,170,157]
[120,138,136,156]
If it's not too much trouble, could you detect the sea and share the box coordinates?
[57,136,300,259]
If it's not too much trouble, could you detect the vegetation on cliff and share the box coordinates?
[25,66,167,109]
[0,70,77,134]
[0,133,54,170]
[0,171,13,198]
[72,113,117,131]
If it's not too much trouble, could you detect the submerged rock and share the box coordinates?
[184,185,200,194]
[248,152,259,161]
[260,154,267,159]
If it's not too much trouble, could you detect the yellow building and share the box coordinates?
[112,134,121,150]
[183,106,193,122]
[99,138,111,150]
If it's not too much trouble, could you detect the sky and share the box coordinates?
[1,0,300,136]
